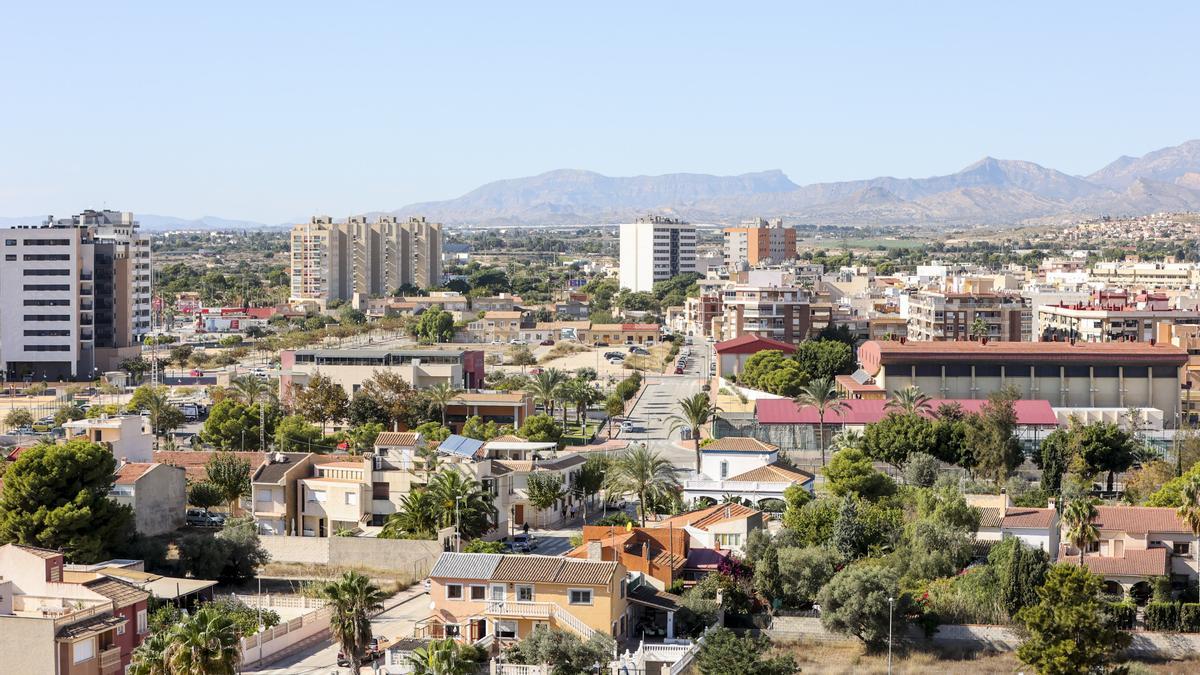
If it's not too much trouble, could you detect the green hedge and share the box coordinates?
[1105,601,1136,630]
[1181,603,1200,632]
[1145,602,1179,631]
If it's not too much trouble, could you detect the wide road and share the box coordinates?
[613,341,710,471]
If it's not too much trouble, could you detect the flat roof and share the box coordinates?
[859,339,1187,375]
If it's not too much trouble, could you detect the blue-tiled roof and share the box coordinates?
[438,434,485,458]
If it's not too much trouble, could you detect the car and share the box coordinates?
[593,341,609,347]
[490,339,503,345]
[185,509,223,527]
[31,422,54,433]
[509,533,537,552]
[189,369,203,377]
[674,366,684,374]
[338,641,385,667]
[604,351,624,360]
[620,420,639,433]
[12,425,34,435]
[529,367,544,375]
[539,339,555,346]
[631,347,650,356]
[608,358,624,365]
[509,339,527,345]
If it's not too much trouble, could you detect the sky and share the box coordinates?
[2,2,1199,223]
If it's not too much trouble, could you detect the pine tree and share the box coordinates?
[831,495,865,560]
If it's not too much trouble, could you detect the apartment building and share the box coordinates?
[857,340,1188,421]
[618,216,697,292]
[279,347,485,401]
[417,553,630,644]
[289,214,443,303]
[723,217,796,267]
[1090,261,1200,290]
[465,311,524,343]
[0,544,150,675]
[1036,290,1200,342]
[0,210,150,380]
[1059,506,1199,601]
[1160,323,1200,422]
[718,283,815,343]
[905,290,1031,342]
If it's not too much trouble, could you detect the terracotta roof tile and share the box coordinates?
[702,437,778,453]
[659,503,761,530]
[714,334,795,355]
[1061,548,1171,577]
[1092,506,1190,534]
[154,450,265,482]
[1002,507,1056,529]
[977,508,1003,529]
[492,555,564,582]
[83,577,149,608]
[375,432,421,447]
[727,461,813,483]
[554,559,617,586]
[114,462,156,485]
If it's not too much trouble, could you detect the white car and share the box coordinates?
[510,339,527,345]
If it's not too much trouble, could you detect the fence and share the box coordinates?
[226,593,327,611]
[240,604,333,667]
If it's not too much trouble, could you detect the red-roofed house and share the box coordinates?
[683,437,814,507]
[109,462,186,537]
[654,503,764,555]
[714,334,794,378]
[966,492,1059,556]
[1059,505,1200,601]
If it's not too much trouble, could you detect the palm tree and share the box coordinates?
[667,392,722,474]
[138,385,181,451]
[528,369,567,419]
[604,444,681,526]
[794,376,849,467]
[380,490,439,538]
[1063,498,1100,565]
[428,470,494,539]
[1177,475,1200,572]
[128,631,172,675]
[561,378,601,432]
[230,374,269,405]
[425,382,460,426]
[321,571,388,674]
[885,386,933,416]
[829,429,863,453]
[406,638,475,675]
[163,606,241,675]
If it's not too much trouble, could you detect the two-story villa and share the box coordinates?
[682,437,814,506]
[417,552,630,647]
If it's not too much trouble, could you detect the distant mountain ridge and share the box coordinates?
[388,139,1200,227]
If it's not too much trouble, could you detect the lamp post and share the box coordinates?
[887,596,895,675]
[455,495,463,552]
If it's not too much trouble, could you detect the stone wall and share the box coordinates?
[260,535,443,576]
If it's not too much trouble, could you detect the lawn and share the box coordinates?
[561,420,601,445]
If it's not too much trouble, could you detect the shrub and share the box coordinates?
[1181,603,1200,632]
[1105,601,1136,630]
[903,452,940,487]
[1145,602,1180,632]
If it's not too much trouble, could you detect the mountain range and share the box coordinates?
[388,139,1200,227]
[5,140,1200,229]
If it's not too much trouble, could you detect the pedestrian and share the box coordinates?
[523,522,530,535]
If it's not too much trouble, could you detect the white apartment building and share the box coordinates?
[618,216,696,292]
[1090,261,1200,290]
[290,215,443,303]
[0,211,150,380]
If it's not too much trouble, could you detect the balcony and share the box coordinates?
[99,646,122,674]
[485,600,552,619]
[80,272,94,281]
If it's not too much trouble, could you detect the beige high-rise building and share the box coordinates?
[290,215,442,303]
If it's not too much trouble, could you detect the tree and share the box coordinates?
[525,472,566,529]
[903,452,939,487]
[128,385,186,447]
[292,373,349,432]
[1075,421,1138,493]
[994,538,1049,619]
[778,546,841,607]
[4,408,32,429]
[347,421,383,455]
[119,356,151,383]
[1177,474,1200,573]
[738,350,806,396]
[428,470,495,538]
[414,421,452,444]
[517,413,563,445]
[201,400,278,451]
[861,412,937,471]
[54,403,86,426]
[205,451,252,513]
[604,444,681,526]
[163,605,242,675]
[561,378,601,427]
[229,374,271,405]
[415,307,455,342]
[752,543,783,609]
[818,564,902,649]
[824,448,895,501]
[794,339,854,382]
[359,370,427,430]
[1016,564,1131,675]
[1063,498,1099,565]
[425,382,460,426]
[794,376,848,466]
[0,440,132,562]
[969,316,989,341]
[963,389,1023,484]
[347,392,391,428]
[782,497,840,546]
[187,481,224,513]
[604,393,625,420]
[460,415,506,441]
[214,515,270,580]
[667,392,722,474]
[1036,427,1074,500]
[321,571,388,673]
[276,414,326,451]
[884,386,932,416]
[128,630,173,675]
[573,455,608,519]
[830,495,867,560]
[816,323,857,347]
[507,626,615,675]
[528,369,568,419]
[406,638,477,675]
[693,627,797,675]
[169,344,195,375]
[464,539,506,553]
[380,490,439,539]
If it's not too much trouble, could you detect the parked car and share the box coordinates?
[604,351,625,360]
[338,640,385,667]
[540,339,555,346]
[185,509,223,527]
[510,339,527,345]
[621,420,639,433]
[529,367,544,375]
[189,369,203,377]
[674,366,684,374]
[608,358,625,366]
[509,533,536,553]
[593,341,609,347]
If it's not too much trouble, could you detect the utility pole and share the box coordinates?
[887,596,895,675]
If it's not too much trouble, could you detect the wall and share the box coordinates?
[0,615,57,675]
[259,534,442,571]
[133,465,186,536]
[240,605,332,667]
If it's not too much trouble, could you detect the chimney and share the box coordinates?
[1000,487,1010,509]
[586,541,603,561]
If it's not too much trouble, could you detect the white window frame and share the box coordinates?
[256,489,271,503]
[469,584,487,601]
[490,583,506,602]
[137,608,148,634]
[446,583,463,600]
[568,588,593,606]
[345,491,358,506]
[516,584,535,603]
[496,620,518,639]
[116,621,126,636]
[73,637,95,664]
[719,460,729,479]
[308,490,327,503]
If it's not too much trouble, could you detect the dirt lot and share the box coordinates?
[770,638,1200,674]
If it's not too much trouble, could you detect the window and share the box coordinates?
[496,620,517,639]
[117,621,126,636]
[345,492,358,506]
[719,460,729,479]
[257,489,272,503]
[490,584,505,601]
[1085,541,1100,553]
[3,239,15,246]
[470,585,486,601]
[1175,541,1192,556]
[568,589,593,605]
[446,584,463,600]
[4,254,13,261]
[444,624,461,637]
[619,578,627,599]
[516,585,534,602]
[715,533,742,547]
[73,638,95,663]
[308,490,326,503]
[137,609,148,634]
[23,269,70,276]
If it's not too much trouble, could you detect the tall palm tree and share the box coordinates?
[561,378,601,431]
[407,638,475,675]
[667,392,722,474]
[528,369,567,419]
[885,386,933,416]
[604,444,681,526]
[1063,497,1100,565]
[128,631,172,675]
[321,571,388,674]
[1177,475,1200,572]
[138,385,181,451]
[425,382,460,426]
[794,376,849,467]
[380,490,439,538]
[428,470,494,539]
[163,606,241,675]
[230,374,269,405]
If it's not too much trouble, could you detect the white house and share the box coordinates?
[62,415,154,463]
[682,437,813,508]
[967,493,1059,557]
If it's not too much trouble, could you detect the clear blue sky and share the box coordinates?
[3,2,1198,223]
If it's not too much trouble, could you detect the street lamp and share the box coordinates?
[455,495,463,552]
[887,596,895,675]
